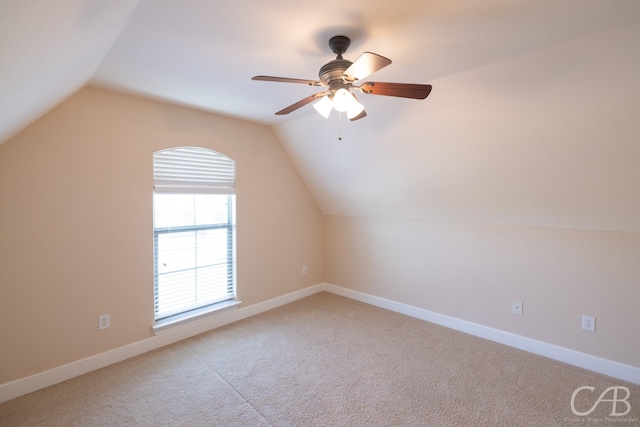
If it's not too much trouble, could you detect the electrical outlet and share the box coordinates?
[302,265,308,275]
[582,315,595,332]
[98,314,110,330]
[512,300,523,315]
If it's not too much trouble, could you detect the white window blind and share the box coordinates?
[153,147,236,321]
[153,147,235,194]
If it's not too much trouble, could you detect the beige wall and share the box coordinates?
[2,79,638,387]
[0,87,324,384]
[325,215,640,367]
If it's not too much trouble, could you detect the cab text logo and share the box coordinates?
[570,386,631,416]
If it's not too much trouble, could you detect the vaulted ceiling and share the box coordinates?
[2,1,640,231]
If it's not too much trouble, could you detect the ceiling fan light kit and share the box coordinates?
[252,35,432,121]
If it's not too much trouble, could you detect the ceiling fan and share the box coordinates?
[252,35,432,121]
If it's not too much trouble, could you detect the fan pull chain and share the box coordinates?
[338,112,343,141]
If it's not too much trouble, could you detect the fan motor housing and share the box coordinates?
[319,58,352,85]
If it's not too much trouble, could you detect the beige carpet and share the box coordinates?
[1,292,639,426]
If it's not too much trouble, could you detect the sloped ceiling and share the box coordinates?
[2,1,640,231]
[0,0,140,144]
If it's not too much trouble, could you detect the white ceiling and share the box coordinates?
[2,1,640,231]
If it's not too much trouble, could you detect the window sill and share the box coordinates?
[152,299,242,335]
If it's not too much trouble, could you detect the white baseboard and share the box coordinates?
[0,284,325,404]
[322,283,640,386]
[2,282,638,404]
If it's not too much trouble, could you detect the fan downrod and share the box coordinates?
[328,35,350,59]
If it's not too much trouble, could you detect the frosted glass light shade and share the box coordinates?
[346,100,365,119]
[332,88,352,112]
[313,95,333,118]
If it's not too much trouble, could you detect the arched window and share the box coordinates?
[152,147,236,321]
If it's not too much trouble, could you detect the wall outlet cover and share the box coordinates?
[98,314,110,330]
[582,315,595,332]
[512,300,523,315]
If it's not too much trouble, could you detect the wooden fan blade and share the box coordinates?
[348,93,367,121]
[359,82,432,99]
[275,92,327,115]
[349,110,367,121]
[252,76,323,86]
[343,52,392,82]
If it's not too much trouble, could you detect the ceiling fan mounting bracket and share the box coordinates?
[328,35,350,59]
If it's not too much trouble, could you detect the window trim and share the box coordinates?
[152,299,241,335]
